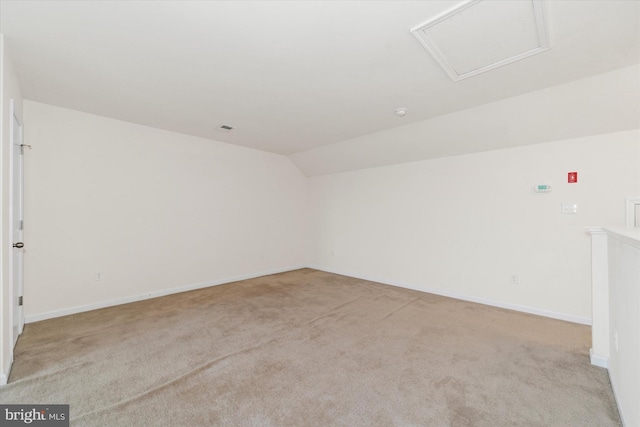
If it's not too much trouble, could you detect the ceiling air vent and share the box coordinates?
[219,125,234,132]
[410,0,549,82]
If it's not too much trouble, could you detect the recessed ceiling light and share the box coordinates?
[395,108,408,117]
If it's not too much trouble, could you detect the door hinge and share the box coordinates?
[18,296,23,306]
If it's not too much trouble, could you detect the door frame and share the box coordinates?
[626,197,640,227]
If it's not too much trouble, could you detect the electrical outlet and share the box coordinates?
[614,331,619,352]
[95,270,103,281]
[510,274,518,285]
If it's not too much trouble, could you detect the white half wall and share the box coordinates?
[308,130,640,322]
[605,227,640,427]
[23,101,309,321]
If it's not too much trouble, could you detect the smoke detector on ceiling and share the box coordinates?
[410,0,550,82]
[394,108,408,117]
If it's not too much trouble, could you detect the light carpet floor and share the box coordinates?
[2,269,621,426]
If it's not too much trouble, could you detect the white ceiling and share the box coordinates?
[1,0,639,156]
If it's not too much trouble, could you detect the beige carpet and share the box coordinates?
[2,269,620,426]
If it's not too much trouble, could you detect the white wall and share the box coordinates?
[1,35,24,384]
[292,65,640,177]
[23,101,308,321]
[308,130,640,323]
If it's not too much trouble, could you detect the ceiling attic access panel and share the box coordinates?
[411,0,550,81]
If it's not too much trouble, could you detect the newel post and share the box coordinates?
[585,227,609,368]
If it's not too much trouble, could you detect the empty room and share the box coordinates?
[1,0,639,426]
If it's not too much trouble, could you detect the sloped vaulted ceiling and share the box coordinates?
[1,0,639,175]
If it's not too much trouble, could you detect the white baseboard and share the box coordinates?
[590,348,608,368]
[24,265,592,326]
[309,266,592,326]
[0,360,13,387]
[609,368,628,426]
[1,358,12,386]
[25,266,305,323]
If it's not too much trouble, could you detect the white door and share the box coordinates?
[10,99,25,344]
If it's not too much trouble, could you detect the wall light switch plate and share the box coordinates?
[561,202,578,214]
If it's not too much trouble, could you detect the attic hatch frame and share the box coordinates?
[410,0,550,82]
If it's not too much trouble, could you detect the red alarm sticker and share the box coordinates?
[568,172,578,183]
